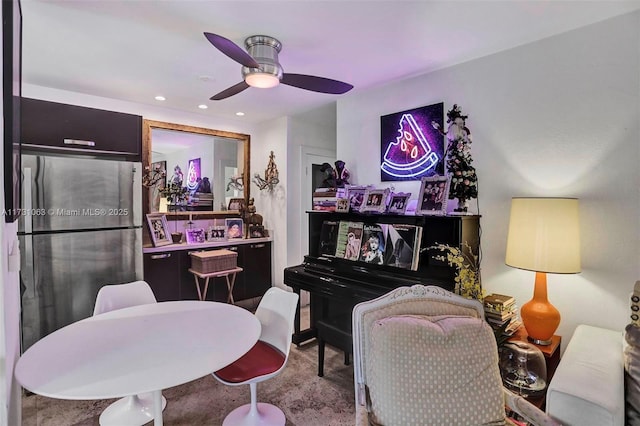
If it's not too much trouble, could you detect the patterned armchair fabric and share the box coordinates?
[352,285,561,426]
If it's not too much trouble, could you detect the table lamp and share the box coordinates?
[505,197,581,345]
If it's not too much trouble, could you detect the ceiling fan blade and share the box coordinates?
[203,32,260,69]
[210,81,250,101]
[281,73,353,94]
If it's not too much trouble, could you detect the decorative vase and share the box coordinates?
[171,232,182,244]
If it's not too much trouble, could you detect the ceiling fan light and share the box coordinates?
[246,72,280,89]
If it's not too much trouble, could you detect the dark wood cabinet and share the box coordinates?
[242,242,273,299]
[21,97,142,161]
[143,251,181,301]
[143,241,272,305]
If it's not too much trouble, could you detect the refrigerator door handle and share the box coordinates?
[22,167,33,234]
[132,162,142,227]
[20,234,36,299]
[64,139,95,147]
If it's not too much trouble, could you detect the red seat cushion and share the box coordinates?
[214,340,285,383]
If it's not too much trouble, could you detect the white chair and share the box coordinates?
[93,280,167,426]
[213,286,299,426]
[352,285,561,426]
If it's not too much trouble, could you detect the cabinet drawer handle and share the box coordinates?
[64,138,96,147]
[250,244,265,249]
[150,253,171,260]
[227,246,238,252]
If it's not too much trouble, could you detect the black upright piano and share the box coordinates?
[284,211,480,376]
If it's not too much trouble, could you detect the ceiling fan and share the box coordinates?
[204,32,354,100]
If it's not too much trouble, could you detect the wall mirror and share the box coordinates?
[142,120,250,217]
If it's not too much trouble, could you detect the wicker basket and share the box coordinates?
[190,249,238,273]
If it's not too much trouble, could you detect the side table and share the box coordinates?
[188,267,243,303]
[507,327,561,410]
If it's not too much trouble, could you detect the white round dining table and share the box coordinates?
[15,300,261,426]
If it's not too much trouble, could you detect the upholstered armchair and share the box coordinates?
[352,285,560,426]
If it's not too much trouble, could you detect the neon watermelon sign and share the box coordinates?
[380,103,445,181]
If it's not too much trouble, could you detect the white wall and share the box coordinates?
[337,11,640,343]
[286,103,337,268]
[252,117,288,287]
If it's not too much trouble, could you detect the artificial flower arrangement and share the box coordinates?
[159,182,190,206]
[430,242,483,301]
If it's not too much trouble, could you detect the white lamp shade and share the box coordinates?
[245,73,280,88]
[505,198,581,274]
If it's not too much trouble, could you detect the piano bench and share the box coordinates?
[316,318,352,377]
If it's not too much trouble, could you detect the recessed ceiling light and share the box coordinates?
[154,95,166,101]
[236,112,245,116]
[198,104,208,109]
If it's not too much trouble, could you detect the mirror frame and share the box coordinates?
[142,119,251,218]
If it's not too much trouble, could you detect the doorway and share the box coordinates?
[300,148,335,305]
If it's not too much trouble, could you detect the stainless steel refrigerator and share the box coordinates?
[19,153,143,351]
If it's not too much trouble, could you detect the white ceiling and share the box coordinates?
[21,0,640,125]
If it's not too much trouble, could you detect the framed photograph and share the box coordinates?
[185,228,206,244]
[208,226,227,241]
[388,192,411,214]
[225,218,244,239]
[335,198,350,213]
[228,198,245,211]
[360,188,390,213]
[249,224,266,238]
[146,214,172,247]
[346,185,371,212]
[416,176,450,216]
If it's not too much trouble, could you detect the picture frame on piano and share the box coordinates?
[416,176,450,216]
[360,188,389,214]
[346,185,370,212]
[387,192,411,215]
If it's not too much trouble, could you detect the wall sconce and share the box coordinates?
[253,151,280,191]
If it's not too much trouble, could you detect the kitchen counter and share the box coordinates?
[143,237,272,254]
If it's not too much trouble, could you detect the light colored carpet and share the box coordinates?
[21,306,356,426]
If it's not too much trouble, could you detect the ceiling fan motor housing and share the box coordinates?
[242,35,284,84]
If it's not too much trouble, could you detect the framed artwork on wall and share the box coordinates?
[146,214,172,247]
[186,157,201,191]
[380,102,445,182]
[416,176,450,216]
[149,160,167,213]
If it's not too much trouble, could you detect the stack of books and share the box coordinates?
[483,293,521,336]
[312,188,338,211]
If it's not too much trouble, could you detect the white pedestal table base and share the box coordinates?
[99,392,167,426]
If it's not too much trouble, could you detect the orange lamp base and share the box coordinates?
[520,271,560,345]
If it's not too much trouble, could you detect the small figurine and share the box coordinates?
[334,160,350,187]
[319,160,350,189]
[319,163,337,188]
